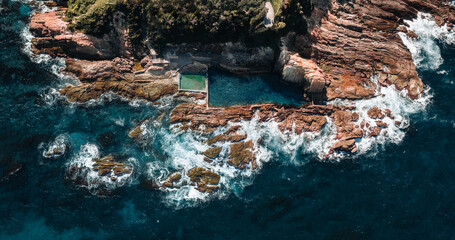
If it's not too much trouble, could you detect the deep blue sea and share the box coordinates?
[1,1,455,239]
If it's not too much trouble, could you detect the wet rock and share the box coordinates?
[384,109,394,119]
[129,119,149,140]
[187,167,220,194]
[368,107,385,119]
[161,172,182,188]
[298,0,442,100]
[202,147,222,159]
[406,30,419,39]
[278,112,327,134]
[332,110,363,140]
[225,125,242,135]
[204,157,214,163]
[368,126,382,137]
[228,140,255,170]
[171,103,341,133]
[92,155,132,177]
[174,91,206,100]
[376,120,388,128]
[205,134,247,146]
[332,139,357,153]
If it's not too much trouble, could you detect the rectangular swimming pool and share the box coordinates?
[179,74,207,91]
[208,69,304,106]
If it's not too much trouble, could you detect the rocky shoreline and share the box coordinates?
[28,0,454,194]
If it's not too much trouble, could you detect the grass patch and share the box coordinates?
[270,0,283,14]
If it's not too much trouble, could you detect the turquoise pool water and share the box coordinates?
[208,69,304,106]
[179,74,206,91]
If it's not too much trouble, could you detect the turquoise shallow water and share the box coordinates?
[208,69,304,106]
[1,1,455,239]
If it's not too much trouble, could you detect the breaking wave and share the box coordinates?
[66,143,136,193]
[398,12,455,70]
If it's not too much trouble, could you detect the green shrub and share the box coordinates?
[65,0,314,48]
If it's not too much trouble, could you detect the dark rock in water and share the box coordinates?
[178,62,208,75]
[20,133,52,149]
[161,173,182,188]
[251,196,293,227]
[14,91,39,104]
[140,178,159,190]
[0,155,23,182]
[98,132,116,147]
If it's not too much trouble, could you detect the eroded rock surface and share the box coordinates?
[30,9,131,59]
[187,167,220,193]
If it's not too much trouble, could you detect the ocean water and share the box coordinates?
[1,1,455,239]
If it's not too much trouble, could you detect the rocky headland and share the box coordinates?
[28,0,455,194]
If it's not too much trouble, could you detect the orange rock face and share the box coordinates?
[170,103,340,133]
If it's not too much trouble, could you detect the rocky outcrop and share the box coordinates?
[92,156,132,179]
[187,167,220,193]
[30,9,131,59]
[63,58,133,82]
[59,80,177,103]
[161,173,182,188]
[289,0,455,100]
[330,110,362,153]
[228,140,255,170]
[178,62,208,75]
[277,51,327,94]
[171,103,340,133]
[202,147,222,159]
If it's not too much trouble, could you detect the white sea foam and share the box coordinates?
[143,111,342,208]
[330,75,431,157]
[398,12,455,70]
[40,134,69,159]
[67,144,135,193]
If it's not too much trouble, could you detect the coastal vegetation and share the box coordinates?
[65,0,313,48]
